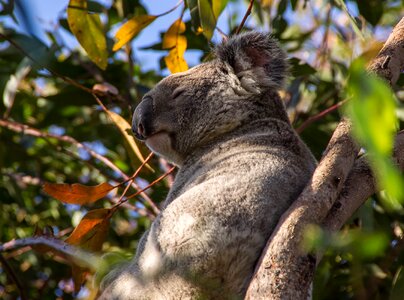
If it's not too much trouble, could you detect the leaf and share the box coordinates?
[345,59,403,209]
[8,33,54,68]
[113,15,157,51]
[3,58,31,109]
[198,0,216,40]
[187,0,202,33]
[106,110,153,172]
[212,0,228,23]
[356,0,383,26]
[66,208,111,292]
[163,19,188,73]
[334,0,364,40]
[289,58,316,77]
[71,265,88,293]
[43,182,114,205]
[67,0,108,69]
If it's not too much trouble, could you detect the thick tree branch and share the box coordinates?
[324,130,404,232]
[246,17,404,299]
[246,119,359,299]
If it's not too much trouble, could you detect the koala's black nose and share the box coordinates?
[132,96,154,140]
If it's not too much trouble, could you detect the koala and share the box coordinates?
[99,32,316,299]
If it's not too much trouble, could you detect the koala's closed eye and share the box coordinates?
[172,89,186,99]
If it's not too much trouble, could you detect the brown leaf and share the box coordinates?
[66,208,111,250]
[66,208,111,293]
[71,265,88,293]
[43,182,114,205]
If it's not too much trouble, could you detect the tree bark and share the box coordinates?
[324,130,404,232]
[246,17,404,299]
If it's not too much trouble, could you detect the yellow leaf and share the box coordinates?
[43,182,114,205]
[113,15,157,51]
[165,50,188,74]
[261,0,274,8]
[67,0,108,69]
[106,110,154,172]
[163,19,188,74]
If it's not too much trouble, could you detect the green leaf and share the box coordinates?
[198,0,216,40]
[334,0,364,40]
[355,0,384,26]
[212,0,228,21]
[7,33,54,68]
[67,0,108,69]
[188,0,227,37]
[289,58,316,77]
[353,232,388,258]
[345,59,403,209]
[187,0,202,33]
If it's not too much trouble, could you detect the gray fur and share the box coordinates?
[99,32,316,299]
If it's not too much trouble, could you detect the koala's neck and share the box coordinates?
[164,117,298,207]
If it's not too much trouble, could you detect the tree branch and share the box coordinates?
[0,237,101,270]
[246,118,359,299]
[246,17,404,299]
[324,130,404,232]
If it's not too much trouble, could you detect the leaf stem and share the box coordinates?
[236,0,255,34]
[296,100,347,134]
[156,0,184,18]
[0,253,28,300]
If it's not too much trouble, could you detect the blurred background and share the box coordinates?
[0,0,404,299]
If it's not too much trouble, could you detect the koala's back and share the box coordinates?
[101,118,316,299]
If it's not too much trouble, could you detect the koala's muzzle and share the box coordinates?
[132,96,154,141]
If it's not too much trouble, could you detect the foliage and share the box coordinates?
[0,0,403,299]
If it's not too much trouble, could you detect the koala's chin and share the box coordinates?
[145,132,183,166]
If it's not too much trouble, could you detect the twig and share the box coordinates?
[296,100,346,133]
[111,153,154,214]
[155,0,184,18]
[0,253,28,300]
[236,0,255,34]
[114,166,176,209]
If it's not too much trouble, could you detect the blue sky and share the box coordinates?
[4,0,249,72]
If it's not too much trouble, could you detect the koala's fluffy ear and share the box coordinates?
[215,32,287,93]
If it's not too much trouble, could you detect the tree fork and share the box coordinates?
[246,17,404,299]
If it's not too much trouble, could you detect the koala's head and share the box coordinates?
[132,32,288,166]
